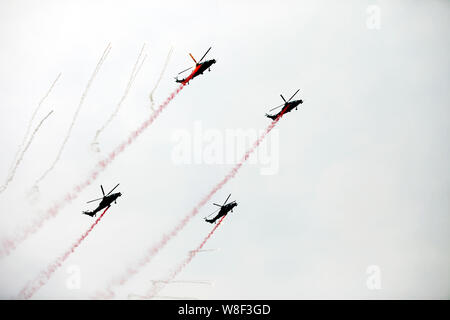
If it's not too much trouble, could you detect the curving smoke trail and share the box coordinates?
[0,110,54,194]
[145,216,226,299]
[0,83,186,259]
[34,43,111,187]
[91,44,147,151]
[18,206,110,300]
[149,47,173,111]
[96,110,285,299]
[6,73,61,180]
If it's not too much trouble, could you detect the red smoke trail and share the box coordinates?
[145,216,226,299]
[18,206,110,299]
[0,84,185,259]
[97,109,286,299]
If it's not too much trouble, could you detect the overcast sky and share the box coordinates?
[0,0,448,299]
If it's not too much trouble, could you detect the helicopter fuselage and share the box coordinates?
[98,192,121,209]
[267,99,303,120]
[83,192,122,217]
[205,201,237,224]
[279,99,303,116]
[176,59,216,85]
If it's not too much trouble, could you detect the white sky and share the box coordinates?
[0,0,449,299]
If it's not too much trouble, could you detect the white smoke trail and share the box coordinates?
[1,83,186,259]
[96,111,284,299]
[33,43,111,187]
[149,47,173,111]
[5,74,61,182]
[136,54,147,80]
[0,110,54,194]
[17,206,110,299]
[145,216,226,299]
[91,44,147,151]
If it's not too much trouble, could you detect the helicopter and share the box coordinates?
[204,194,237,224]
[265,89,303,120]
[175,47,216,85]
[82,183,121,217]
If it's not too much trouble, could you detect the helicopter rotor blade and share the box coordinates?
[287,89,300,102]
[213,203,222,207]
[205,208,220,218]
[280,94,286,102]
[269,103,285,112]
[101,185,105,196]
[198,47,211,64]
[106,183,120,196]
[189,53,197,64]
[223,194,231,206]
[87,197,103,204]
[178,66,193,75]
